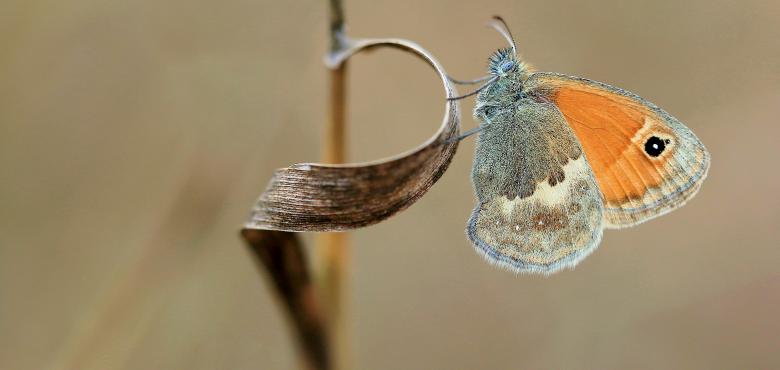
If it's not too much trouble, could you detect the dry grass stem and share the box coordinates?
[242,36,461,370]
[317,1,350,366]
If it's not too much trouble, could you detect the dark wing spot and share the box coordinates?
[644,136,666,157]
[531,206,569,232]
[548,169,565,186]
[573,180,589,196]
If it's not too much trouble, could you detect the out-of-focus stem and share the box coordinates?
[317,0,350,369]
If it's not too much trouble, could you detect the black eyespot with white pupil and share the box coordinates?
[644,136,669,157]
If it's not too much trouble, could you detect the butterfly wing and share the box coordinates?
[468,99,604,273]
[525,73,710,228]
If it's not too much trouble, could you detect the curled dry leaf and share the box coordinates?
[244,38,461,232]
[242,37,460,370]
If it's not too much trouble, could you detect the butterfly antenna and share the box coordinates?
[446,76,499,101]
[447,75,493,85]
[488,16,517,56]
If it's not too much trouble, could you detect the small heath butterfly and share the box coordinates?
[450,17,710,274]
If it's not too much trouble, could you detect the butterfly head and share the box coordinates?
[452,17,530,106]
[485,17,529,80]
[488,48,527,78]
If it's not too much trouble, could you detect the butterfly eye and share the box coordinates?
[481,106,497,118]
[644,136,668,157]
[500,61,515,73]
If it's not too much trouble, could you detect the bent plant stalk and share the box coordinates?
[317,0,350,368]
[241,2,461,368]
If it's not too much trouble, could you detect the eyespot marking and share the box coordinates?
[644,136,666,157]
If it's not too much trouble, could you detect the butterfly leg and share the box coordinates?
[445,126,486,144]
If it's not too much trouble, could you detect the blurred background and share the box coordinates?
[1,0,779,369]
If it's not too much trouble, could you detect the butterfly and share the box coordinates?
[449,17,710,274]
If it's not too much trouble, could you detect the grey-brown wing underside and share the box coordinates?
[467,99,604,273]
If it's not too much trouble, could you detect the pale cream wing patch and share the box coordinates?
[467,156,604,274]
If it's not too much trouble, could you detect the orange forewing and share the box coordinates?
[531,77,675,206]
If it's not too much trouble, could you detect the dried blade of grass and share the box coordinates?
[242,38,461,370]
[242,229,328,369]
[244,38,460,232]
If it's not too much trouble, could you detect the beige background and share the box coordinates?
[2,0,779,369]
